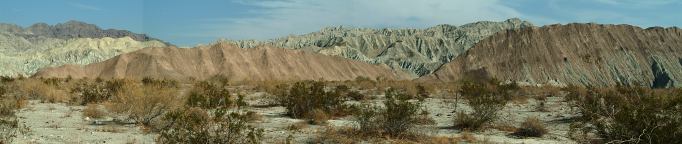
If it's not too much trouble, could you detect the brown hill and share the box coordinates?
[422,23,682,88]
[33,43,412,81]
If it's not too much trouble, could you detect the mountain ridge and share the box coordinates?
[422,23,682,88]
[33,43,412,81]
[221,18,533,76]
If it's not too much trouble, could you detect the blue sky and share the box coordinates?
[1,0,681,46]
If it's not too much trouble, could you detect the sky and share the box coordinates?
[1,0,681,46]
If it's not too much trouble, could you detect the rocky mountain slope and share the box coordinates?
[33,43,412,81]
[223,18,533,76]
[0,21,168,76]
[423,23,682,88]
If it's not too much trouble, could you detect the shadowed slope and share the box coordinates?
[423,23,682,87]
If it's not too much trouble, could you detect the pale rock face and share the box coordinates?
[0,21,167,76]
[0,34,166,76]
[222,18,533,76]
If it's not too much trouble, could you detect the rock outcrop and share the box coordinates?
[0,21,168,76]
[223,18,533,76]
[33,43,412,81]
[423,24,682,88]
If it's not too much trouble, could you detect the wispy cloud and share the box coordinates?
[194,0,522,40]
[70,2,102,11]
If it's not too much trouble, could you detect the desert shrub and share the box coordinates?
[0,116,18,144]
[355,105,380,136]
[0,76,15,83]
[83,104,107,119]
[454,79,512,130]
[141,77,179,88]
[568,86,682,144]
[513,117,547,137]
[307,109,330,125]
[0,99,17,117]
[416,84,429,100]
[382,88,420,137]
[0,85,6,98]
[71,79,132,105]
[352,88,421,138]
[0,96,20,143]
[186,81,231,108]
[279,81,348,120]
[347,91,367,101]
[17,79,69,103]
[106,83,181,127]
[157,107,264,144]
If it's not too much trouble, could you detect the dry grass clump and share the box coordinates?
[16,79,70,103]
[314,126,359,144]
[567,86,682,144]
[82,104,107,119]
[287,121,308,131]
[106,83,181,127]
[157,107,264,144]
[513,117,548,137]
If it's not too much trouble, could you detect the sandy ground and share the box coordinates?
[13,101,155,144]
[10,91,578,144]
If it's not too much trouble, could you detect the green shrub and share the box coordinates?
[157,107,264,144]
[568,86,682,144]
[279,81,347,120]
[186,81,231,108]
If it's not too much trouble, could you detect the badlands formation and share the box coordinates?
[34,43,412,81]
[224,18,533,76]
[0,21,167,77]
[424,23,682,88]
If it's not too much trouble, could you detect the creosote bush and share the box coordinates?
[186,81,231,108]
[279,81,350,121]
[454,78,516,131]
[567,86,682,144]
[353,88,421,138]
[157,107,264,144]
